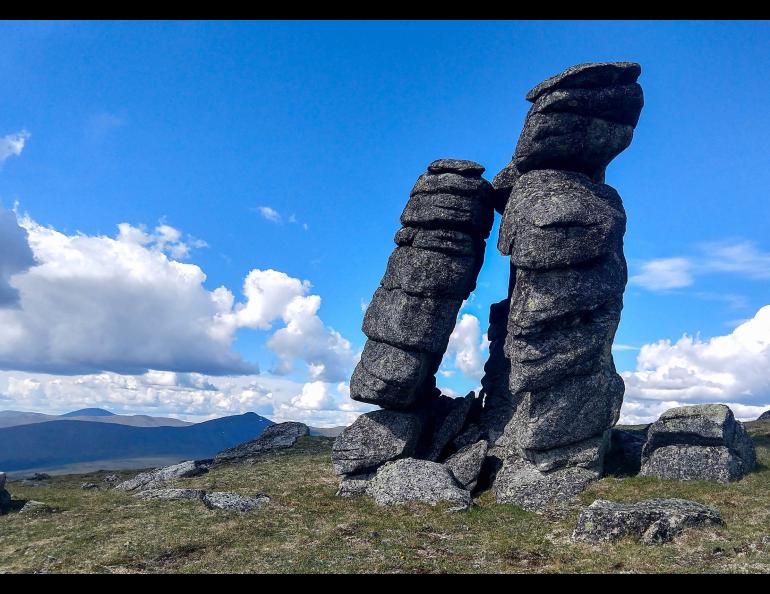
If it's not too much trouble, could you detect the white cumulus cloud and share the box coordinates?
[620,305,770,423]
[446,313,489,381]
[630,257,694,291]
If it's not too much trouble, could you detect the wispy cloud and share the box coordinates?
[630,240,770,292]
[256,206,281,223]
[0,130,30,163]
[629,257,693,291]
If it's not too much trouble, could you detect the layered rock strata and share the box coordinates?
[481,62,644,511]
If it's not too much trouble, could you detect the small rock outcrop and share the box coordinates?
[214,422,309,464]
[366,458,472,510]
[81,482,99,490]
[639,404,756,482]
[114,459,211,492]
[202,492,270,512]
[0,472,10,514]
[482,62,643,511]
[18,500,54,515]
[573,498,723,544]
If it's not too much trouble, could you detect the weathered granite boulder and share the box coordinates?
[18,500,53,515]
[331,410,422,475]
[495,456,601,513]
[114,459,211,492]
[639,404,756,482]
[367,458,472,510]
[26,472,50,481]
[134,488,205,502]
[80,482,99,490]
[202,492,270,512]
[335,471,375,498]
[492,62,643,200]
[214,422,309,464]
[573,498,723,544]
[445,440,488,491]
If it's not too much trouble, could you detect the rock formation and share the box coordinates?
[331,160,495,504]
[639,404,756,482]
[480,62,644,511]
[214,421,309,464]
[573,498,723,545]
[333,62,644,510]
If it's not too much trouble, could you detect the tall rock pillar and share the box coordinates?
[482,62,644,511]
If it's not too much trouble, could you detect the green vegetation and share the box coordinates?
[2,422,770,573]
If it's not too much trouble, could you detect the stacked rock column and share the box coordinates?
[331,160,495,493]
[483,62,644,511]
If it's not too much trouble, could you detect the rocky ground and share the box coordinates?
[2,421,770,573]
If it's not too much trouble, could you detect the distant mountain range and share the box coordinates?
[0,407,346,475]
[0,411,273,474]
[0,408,192,429]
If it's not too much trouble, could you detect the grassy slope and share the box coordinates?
[2,423,770,574]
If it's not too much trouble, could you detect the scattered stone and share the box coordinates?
[445,440,488,491]
[103,474,120,483]
[640,404,756,482]
[202,492,270,512]
[332,409,422,475]
[336,471,375,498]
[573,498,723,544]
[80,482,99,490]
[134,488,205,502]
[367,458,472,510]
[18,500,54,515]
[114,459,211,492]
[214,422,309,464]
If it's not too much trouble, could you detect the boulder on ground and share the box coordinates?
[18,500,53,515]
[202,492,270,512]
[426,392,476,461]
[114,459,211,492]
[573,498,723,544]
[26,472,51,481]
[80,482,99,490]
[494,456,600,513]
[336,471,375,498]
[0,489,10,514]
[214,422,309,464]
[640,404,756,482]
[367,458,472,510]
[331,410,422,475]
[134,488,205,502]
[444,440,488,491]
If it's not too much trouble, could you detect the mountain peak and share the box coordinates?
[62,408,115,417]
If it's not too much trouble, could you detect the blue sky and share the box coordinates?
[0,20,768,425]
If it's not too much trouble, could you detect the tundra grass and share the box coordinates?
[2,422,770,573]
